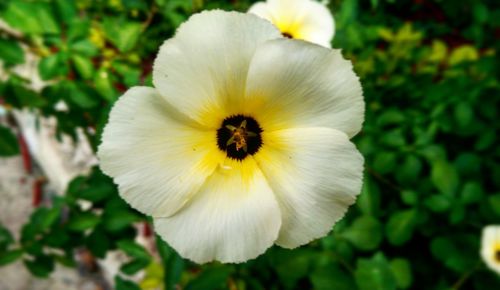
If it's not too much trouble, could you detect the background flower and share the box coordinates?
[481,225,500,275]
[248,0,335,47]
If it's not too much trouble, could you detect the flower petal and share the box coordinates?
[247,2,273,20]
[154,158,281,263]
[254,127,363,248]
[98,87,224,217]
[293,0,335,47]
[248,0,334,47]
[480,225,500,274]
[153,10,281,128]
[245,39,364,137]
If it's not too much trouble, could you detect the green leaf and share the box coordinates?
[67,19,90,42]
[355,253,397,290]
[35,4,60,34]
[473,3,489,23]
[2,1,59,34]
[488,194,500,216]
[389,258,412,289]
[71,54,94,79]
[55,0,77,24]
[115,276,141,290]
[380,129,406,148]
[120,258,151,275]
[2,1,42,34]
[357,177,381,216]
[5,82,46,108]
[45,228,69,248]
[454,153,481,175]
[0,39,24,66]
[0,225,14,251]
[419,145,446,163]
[39,207,61,231]
[431,160,459,196]
[67,212,100,232]
[185,267,234,290]
[396,155,422,184]
[385,209,418,246]
[475,129,495,151]
[77,183,114,202]
[117,240,150,260]
[460,182,483,204]
[103,210,141,232]
[94,68,116,101]
[86,227,110,258]
[430,237,474,272]
[424,195,451,212]
[454,102,474,128]
[0,249,23,266]
[0,125,20,157]
[373,151,397,174]
[274,249,314,289]
[156,236,185,290]
[39,53,68,80]
[401,190,418,206]
[24,255,55,277]
[377,110,405,127]
[102,18,143,52]
[311,264,356,290]
[70,39,99,56]
[343,216,383,251]
[64,82,99,108]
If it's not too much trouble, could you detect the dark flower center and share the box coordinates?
[216,115,262,160]
[496,249,500,262]
[282,32,293,39]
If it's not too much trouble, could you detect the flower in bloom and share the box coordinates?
[248,0,335,47]
[98,10,364,263]
[481,225,500,274]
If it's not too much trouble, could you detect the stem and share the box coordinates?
[142,3,157,31]
[366,166,402,192]
[451,261,481,290]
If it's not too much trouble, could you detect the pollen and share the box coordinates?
[216,115,263,160]
[225,120,258,152]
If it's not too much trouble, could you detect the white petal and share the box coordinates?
[152,10,281,128]
[480,225,500,274]
[248,0,334,47]
[154,158,281,264]
[293,0,335,47]
[254,127,364,248]
[245,39,364,137]
[98,87,224,217]
[247,2,273,20]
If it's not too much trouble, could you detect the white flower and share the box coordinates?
[98,10,364,263]
[481,225,500,274]
[248,0,335,47]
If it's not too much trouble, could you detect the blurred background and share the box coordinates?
[0,0,499,289]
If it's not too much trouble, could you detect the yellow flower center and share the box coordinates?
[495,245,500,263]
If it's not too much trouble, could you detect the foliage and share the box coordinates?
[0,0,499,289]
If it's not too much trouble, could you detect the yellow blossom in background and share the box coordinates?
[98,10,364,263]
[481,225,500,275]
[248,0,335,47]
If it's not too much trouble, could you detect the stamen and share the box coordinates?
[225,120,257,152]
[216,115,263,160]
